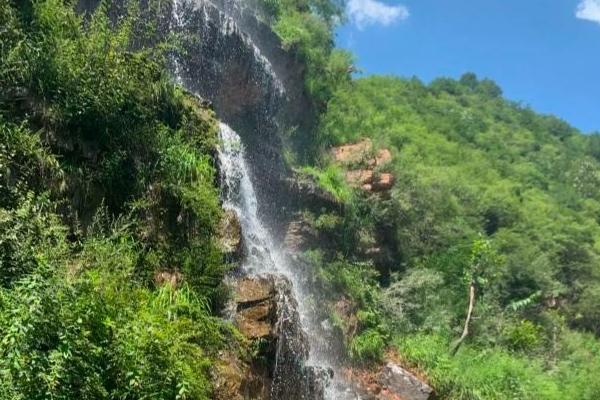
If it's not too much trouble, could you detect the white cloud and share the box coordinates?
[347,0,409,30]
[576,0,600,24]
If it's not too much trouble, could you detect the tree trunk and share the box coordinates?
[451,283,476,355]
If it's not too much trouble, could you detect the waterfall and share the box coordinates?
[218,122,276,273]
[171,1,355,397]
[218,123,356,400]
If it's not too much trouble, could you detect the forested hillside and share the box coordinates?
[1,0,600,399]
[299,74,600,398]
[0,1,235,398]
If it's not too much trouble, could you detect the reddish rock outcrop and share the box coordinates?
[331,139,395,194]
[372,173,395,192]
[346,169,375,187]
[332,139,374,165]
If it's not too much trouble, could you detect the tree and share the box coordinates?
[451,238,499,355]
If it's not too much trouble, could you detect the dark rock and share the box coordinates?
[231,274,331,400]
[380,362,434,400]
[284,219,319,253]
[283,174,342,212]
[219,209,244,260]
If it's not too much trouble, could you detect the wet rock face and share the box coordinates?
[234,276,277,340]
[284,219,319,253]
[283,173,342,214]
[77,0,313,228]
[172,0,314,220]
[219,209,243,260]
[231,274,330,400]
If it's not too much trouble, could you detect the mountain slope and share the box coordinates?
[297,74,600,398]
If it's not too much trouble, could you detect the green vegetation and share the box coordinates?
[298,165,353,203]
[0,1,236,398]
[3,0,600,399]
[258,0,353,110]
[301,73,600,398]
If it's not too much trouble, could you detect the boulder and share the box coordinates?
[219,209,243,260]
[284,219,319,253]
[348,359,434,400]
[380,362,433,400]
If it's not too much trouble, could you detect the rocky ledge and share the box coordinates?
[215,274,331,400]
[332,138,395,193]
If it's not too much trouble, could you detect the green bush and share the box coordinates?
[299,165,353,203]
[349,329,386,363]
[309,73,600,397]
[395,334,563,400]
[0,1,234,398]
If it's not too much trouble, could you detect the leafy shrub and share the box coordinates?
[259,0,351,110]
[349,329,386,363]
[0,2,233,399]
[0,193,67,287]
[299,165,353,203]
[502,320,542,351]
[395,334,563,400]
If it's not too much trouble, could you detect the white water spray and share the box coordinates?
[218,123,357,400]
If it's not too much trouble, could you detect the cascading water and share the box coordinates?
[218,123,276,273]
[170,1,356,398]
[218,123,356,400]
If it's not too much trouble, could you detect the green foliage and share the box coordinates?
[318,259,379,307]
[502,320,541,351]
[382,268,449,332]
[258,0,352,110]
[310,72,600,396]
[321,73,600,321]
[0,193,67,288]
[0,1,233,398]
[299,164,353,203]
[395,334,565,400]
[312,256,389,362]
[349,329,386,363]
[0,225,230,400]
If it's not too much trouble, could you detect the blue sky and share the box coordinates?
[337,0,600,133]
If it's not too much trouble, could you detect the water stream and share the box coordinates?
[171,1,355,397]
[217,123,356,400]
